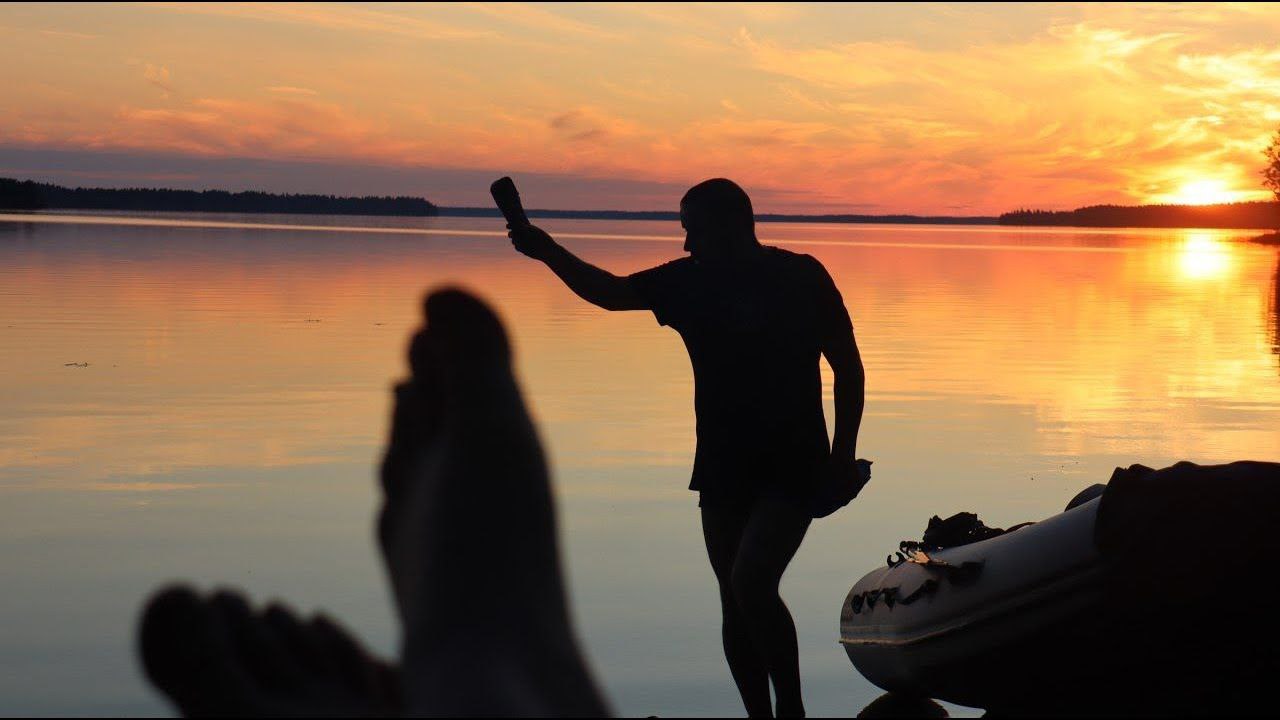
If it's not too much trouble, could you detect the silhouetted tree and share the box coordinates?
[1265,128,1280,229]
[0,178,47,210]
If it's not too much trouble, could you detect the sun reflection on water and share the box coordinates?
[1176,233,1233,281]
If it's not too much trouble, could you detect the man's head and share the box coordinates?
[680,179,758,260]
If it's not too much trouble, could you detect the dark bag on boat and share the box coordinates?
[921,512,1009,550]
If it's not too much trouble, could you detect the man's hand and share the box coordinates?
[508,223,558,262]
[810,453,871,518]
[826,453,872,499]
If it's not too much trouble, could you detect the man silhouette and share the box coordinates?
[509,178,866,718]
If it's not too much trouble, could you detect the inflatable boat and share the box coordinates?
[840,461,1280,714]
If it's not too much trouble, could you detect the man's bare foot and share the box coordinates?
[379,288,608,716]
[137,287,608,717]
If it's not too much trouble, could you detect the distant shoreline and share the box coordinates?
[4,176,1279,230]
[0,178,438,217]
[436,206,999,225]
[998,202,1280,230]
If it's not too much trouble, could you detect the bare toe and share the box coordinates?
[140,587,398,717]
[138,585,255,716]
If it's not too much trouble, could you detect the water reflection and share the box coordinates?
[1272,258,1280,371]
[1,215,1277,717]
[1176,232,1232,281]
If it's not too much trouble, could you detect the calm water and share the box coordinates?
[2,212,1278,716]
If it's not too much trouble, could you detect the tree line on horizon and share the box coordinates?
[1004,134,1280,230]
[998,201,1280,229]
[0,178,437,216]
[5,175,1280,229]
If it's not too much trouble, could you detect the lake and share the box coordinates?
[2,212,1278,716]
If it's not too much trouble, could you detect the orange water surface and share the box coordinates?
[1,213,1277,715]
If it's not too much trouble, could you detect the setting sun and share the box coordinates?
[1159,179,1244,206]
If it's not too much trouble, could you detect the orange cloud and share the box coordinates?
[4,3,1280,212]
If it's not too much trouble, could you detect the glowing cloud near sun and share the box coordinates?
[1155,179,1247,206]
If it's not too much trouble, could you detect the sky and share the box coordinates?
[2,2,1280,214]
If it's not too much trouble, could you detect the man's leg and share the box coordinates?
[730,496,811,718]
[702,502,773,718]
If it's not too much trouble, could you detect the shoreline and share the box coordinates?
[8,208,1280,235]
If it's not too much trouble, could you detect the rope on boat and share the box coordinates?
[848,541,985,614]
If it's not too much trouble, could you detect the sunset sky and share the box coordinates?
[3,2,1280,213]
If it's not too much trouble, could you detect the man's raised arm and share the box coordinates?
[509,224,648,311]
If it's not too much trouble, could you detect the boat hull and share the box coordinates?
[841,462,1280,713]
[840,498,1112,710]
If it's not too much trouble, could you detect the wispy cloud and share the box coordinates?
[266,85,318,96]
[458,2,622,41]
[726,15,1280,208]
[143,63,173,96]
[548,107,643,144]
[144,1,500,41]
[40,28,99,40]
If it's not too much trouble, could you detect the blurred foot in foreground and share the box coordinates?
[139,288,610,717]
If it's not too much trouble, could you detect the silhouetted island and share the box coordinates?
[0,178,437,216]
[1001,202,1280,229]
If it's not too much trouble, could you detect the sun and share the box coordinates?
[1161,179,1240,206]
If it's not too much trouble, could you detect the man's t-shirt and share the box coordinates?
[627,246,853,504]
